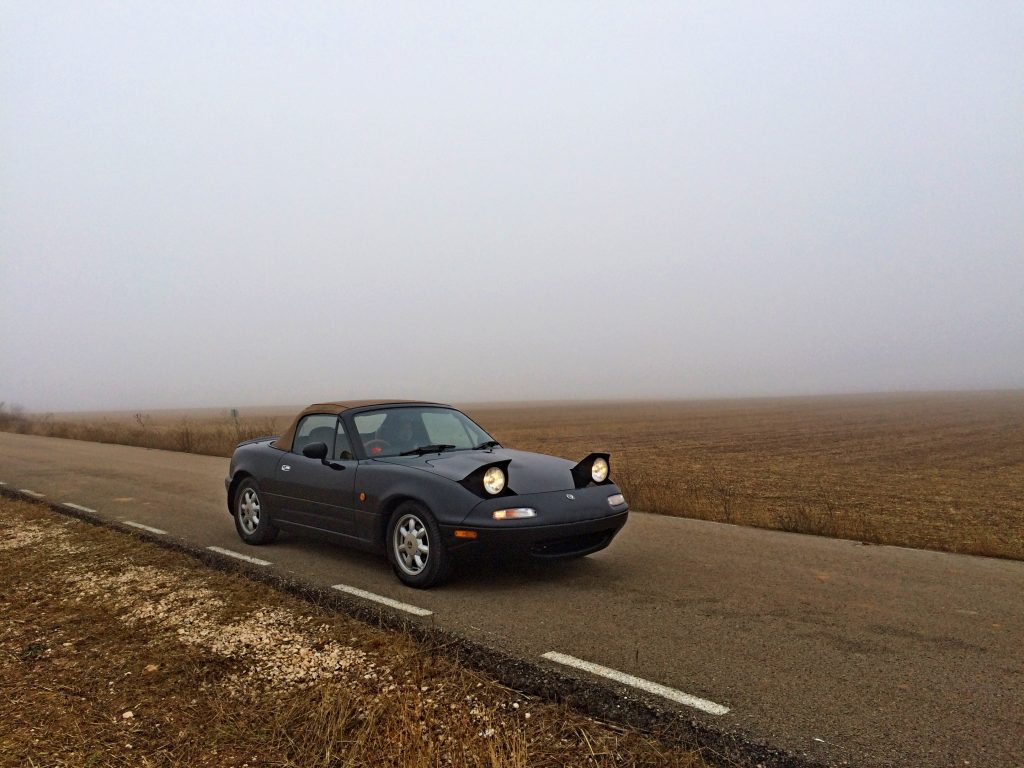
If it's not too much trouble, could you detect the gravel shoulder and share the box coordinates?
[0,496,701,768]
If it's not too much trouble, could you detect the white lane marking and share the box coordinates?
[19,489,44,498]
[206,546,272,566]
[122,520,167,535]
[541,651,730,716]
[332,584,433,617]
[63,502,97,514]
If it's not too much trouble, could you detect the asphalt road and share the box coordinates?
[1,432,1021,767]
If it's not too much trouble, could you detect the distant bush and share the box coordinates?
[0,402,28,431]
[0,410,281,458]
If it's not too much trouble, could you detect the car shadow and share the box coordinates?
[267,530,624,593]
[446,550,620,592]
[270,531,385,569]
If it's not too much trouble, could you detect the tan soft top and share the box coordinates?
[271,399,443,451]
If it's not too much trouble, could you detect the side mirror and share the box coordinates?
[302,441,329,460]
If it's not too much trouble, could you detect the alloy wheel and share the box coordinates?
[238,488,261,534]
[393,513,430,575]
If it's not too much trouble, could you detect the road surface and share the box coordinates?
[1,432,1021,766]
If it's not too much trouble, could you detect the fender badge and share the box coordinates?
[566,493,575,500]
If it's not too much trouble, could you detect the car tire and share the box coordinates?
[233,478,279,545]
[387,501,450,588]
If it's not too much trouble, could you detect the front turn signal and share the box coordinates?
[492,507,537,520]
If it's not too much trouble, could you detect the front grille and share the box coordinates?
[530,529,613,558]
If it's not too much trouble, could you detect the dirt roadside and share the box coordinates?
[0,496,703,768]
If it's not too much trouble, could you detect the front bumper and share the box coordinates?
[441,485,629,559]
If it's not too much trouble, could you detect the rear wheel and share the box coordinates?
[233,478,279,545]
[387,501,449,588]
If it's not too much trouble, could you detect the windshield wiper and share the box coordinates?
[473,440,501,450]
[400,444,456,456]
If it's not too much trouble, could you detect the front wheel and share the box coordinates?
[233,478,279,545]
[387,501,450,588]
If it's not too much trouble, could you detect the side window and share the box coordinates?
[334,421,354,461]
[292,414,339,456]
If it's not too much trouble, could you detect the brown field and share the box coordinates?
[0,496,698,767]
[2,391,1022,560]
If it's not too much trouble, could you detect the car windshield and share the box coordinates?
[354,407,497,458]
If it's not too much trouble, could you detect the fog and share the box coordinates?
[2,2,1022,412]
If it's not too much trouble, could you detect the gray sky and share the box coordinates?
[2,2,1022,412]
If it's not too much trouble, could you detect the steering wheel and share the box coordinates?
[363,439,390,456]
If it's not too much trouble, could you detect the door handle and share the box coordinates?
[281,464,291,472]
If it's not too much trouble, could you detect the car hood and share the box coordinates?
[374,448,577,494]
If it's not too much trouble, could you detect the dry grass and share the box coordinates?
[0,496,702,768]
[0,403,283,456]
[2,391,1022,559]
[470,392,1024,560]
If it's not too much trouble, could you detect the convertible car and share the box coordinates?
[225,400,629,587]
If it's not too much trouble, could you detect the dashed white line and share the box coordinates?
[541,651,730,716]
[19,489,44,499]
[122,520,167,535]
[206,546,272,566]
[63,502,97,514]
[332,584,433,617]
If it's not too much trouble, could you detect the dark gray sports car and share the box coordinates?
[225,400,629,587]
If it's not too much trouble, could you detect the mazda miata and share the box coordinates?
[225,400,629,587]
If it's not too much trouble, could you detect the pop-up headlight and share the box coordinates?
[482,466,506,495]
[570,453,612,488]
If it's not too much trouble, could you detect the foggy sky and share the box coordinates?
[2,2,1022,412]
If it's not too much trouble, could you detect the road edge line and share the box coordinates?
[206,545,272,566]
[332,584,432,616]
[63,502,98,514]
[122,519,168,534]
[542,651,729,715]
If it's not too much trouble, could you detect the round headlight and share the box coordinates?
[591,457,609,483]
[483,466,506,495]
